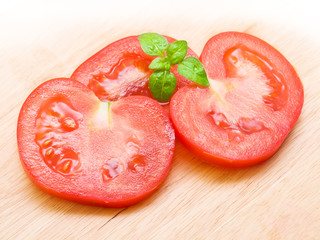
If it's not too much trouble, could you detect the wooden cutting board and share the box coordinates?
[1,2,320,239]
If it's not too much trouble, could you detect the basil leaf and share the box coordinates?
[149,70,176,102]
[167,40,188,65]
[138,33,169,57]
[177,57,209,86]
[149,57,171,70]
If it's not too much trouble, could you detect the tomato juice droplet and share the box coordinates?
[126,135,141,154]
[102,158,124,181]
[127,155,146,173]
[238,118,267,133]
[209,111,267,136]
[125,135,145,172]
[88,55,152,101]
[35,98,82,175]
[224,45,288,111]
[227,130,243,142]
[101,133,147,181]
[209,112,234,130]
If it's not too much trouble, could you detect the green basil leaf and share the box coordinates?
[167,40,188,65]
[149,57,171,70]
[177,57,209,86]
[149,70,176,102]
[138,33,169,57]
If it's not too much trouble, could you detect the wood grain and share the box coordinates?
[1,3,320,239]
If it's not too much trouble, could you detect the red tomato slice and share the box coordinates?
[17,78,175,207]
[71,35,198,103]
[170,32,304,168]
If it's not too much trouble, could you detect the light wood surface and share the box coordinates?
[1,1,320,239]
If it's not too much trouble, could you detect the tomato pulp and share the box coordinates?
[170,32,304,168]
[71,35,198,103]
[17,78,175,207]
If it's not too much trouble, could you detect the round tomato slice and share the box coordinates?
[71,35,198,103]
[17,78,175,207]
[170,32,304,168]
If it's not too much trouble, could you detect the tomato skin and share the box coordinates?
[71,35,198,102]
[17,78,175,207]
[170,32,304,168]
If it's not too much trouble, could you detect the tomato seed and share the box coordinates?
[42,139,52,148]
[45,148,54,158]
[62,117,77,131]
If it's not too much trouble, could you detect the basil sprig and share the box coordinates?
[149,57,171,70]
[138,33,168,57]
[177,57,210,87]
[138,33,209,102]
[149,70,176,102]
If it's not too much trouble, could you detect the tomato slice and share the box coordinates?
[71,35,198,103]
[170,32,304,168]
[17,78,175,207]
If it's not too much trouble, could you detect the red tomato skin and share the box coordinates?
[170,32,304,168]
[70,35,198,102]
[17,78,175,207]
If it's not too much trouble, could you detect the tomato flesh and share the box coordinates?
[87,54,153,101]
[224,45,288,111]
[170,32,303,168]
[71,36,198,103]
[18,78,175,207]
[35,98,83,175]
